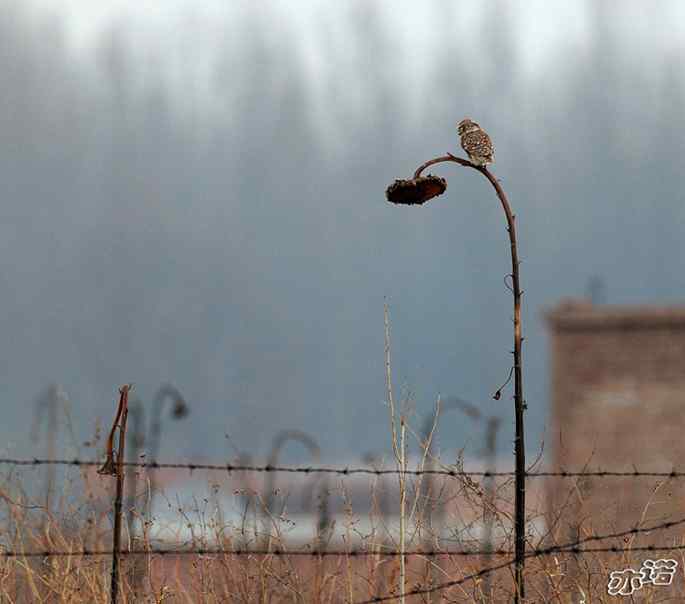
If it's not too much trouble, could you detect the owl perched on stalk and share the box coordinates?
[457,118,494,166]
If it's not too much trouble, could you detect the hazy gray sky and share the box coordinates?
[2,1,684,467]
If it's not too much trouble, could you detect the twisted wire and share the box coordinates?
[2,457,684,478]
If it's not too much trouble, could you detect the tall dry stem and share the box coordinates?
[384,303,406,604]
[388,142,528,601]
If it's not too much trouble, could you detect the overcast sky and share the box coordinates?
[2,1,684,468]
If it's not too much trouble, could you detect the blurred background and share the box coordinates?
[2,0,684,466]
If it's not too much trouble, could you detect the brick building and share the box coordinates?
[544,299,685,545]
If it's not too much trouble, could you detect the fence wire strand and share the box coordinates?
[2,514,684,560]
[2,457,684,478]
[2,542,685,560]
[4,455,685,602]
[354,514,685,603]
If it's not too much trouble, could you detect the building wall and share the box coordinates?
[544,299,685,543]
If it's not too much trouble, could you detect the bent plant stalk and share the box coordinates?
[98,384,132,604]
[401,154,527,602]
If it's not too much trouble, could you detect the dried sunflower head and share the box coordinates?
[385,174,447,206]
[172,398,189,419]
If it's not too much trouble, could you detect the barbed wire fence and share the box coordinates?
[2,456,685,602]
[3,456,685,477]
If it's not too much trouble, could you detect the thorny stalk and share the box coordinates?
[411,152,527,602]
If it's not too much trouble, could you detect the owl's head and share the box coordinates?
[457,118,480,135]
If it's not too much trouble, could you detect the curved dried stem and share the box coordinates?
[413,154,474,179]
[413,152,527,602]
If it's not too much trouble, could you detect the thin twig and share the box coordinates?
[383,303,406,604]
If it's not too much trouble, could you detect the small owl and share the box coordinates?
[457,118,494,166]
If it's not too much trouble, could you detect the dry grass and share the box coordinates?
[3,369,682,602]
[2,453,685,603]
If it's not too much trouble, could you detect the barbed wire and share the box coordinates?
[0,548,484,558]
[2,457,684,478]
[2,455,683,602]
[358,557,512,604]
[2,542,684,560]
[354,515,685,603]
[3,515,684,561]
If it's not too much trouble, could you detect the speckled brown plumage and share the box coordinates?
[457,118,494,166]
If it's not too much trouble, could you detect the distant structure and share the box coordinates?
[544,299,685,545]
[585,275,605,305]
